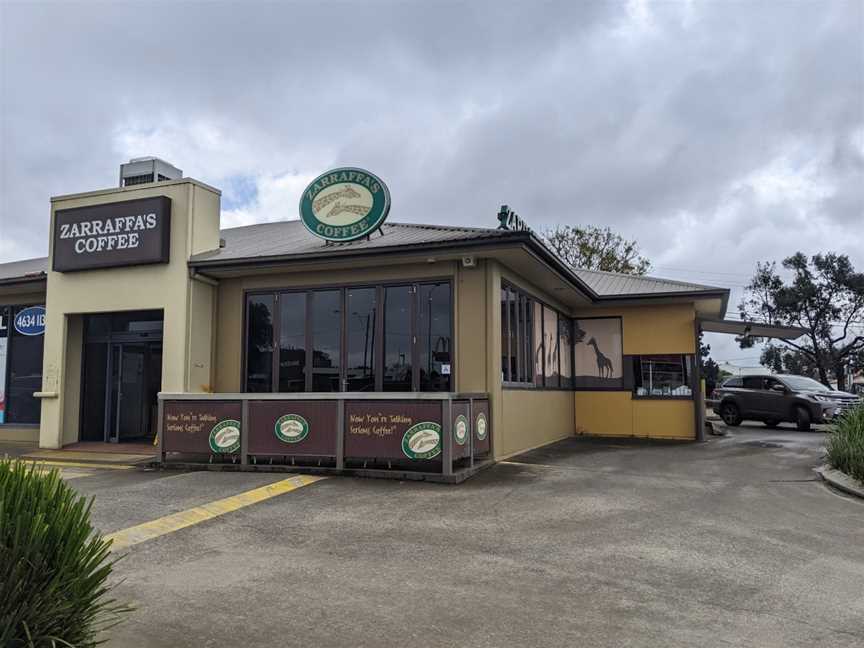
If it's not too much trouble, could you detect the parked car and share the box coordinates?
[712,374,861,431]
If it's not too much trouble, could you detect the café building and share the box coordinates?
[0,160,751,480]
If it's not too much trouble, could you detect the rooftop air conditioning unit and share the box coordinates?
[119,157,182,187]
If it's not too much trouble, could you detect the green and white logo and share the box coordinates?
[475,412,488,441]
[453,414,468,446]
[275,414,310,444]
[299,167,391,242]
[401,422,442,460]
[209,419,241,453]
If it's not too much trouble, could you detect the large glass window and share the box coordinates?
[311,290,341,392]
[501,287,512,382]
[533,301,544,385]
[500,283,572,389]
[245,282,451,393]
[383,285,413,392]
[347,288,376,391]
[246,294,274,392]
[543,306,559,387]
[278,292,306,392]
[6,305,45,424]
[633,355,693,398]
[521,297,532,383]
[419,282,451,391]
[0,307,9,424]
[559,314,572,388]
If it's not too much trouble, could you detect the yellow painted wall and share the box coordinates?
[574,303,696,355]
[485,261,580,459]
[498,389,575,458]
[572,303,697,440]
[574,392,695,440]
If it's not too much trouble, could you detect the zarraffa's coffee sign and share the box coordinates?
[53,196,171,272]
[299,167,390,242]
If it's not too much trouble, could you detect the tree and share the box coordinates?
[739,252,864,390]
[543,224,651,275]
[698,334,728,395]
[759,344,820,378]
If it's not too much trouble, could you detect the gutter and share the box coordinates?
[0,274,47,289]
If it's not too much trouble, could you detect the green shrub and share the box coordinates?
[0,458,130,647]
[826,404,864,483]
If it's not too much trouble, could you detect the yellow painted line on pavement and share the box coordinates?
[104,474,326,551]
[25,460,134,471]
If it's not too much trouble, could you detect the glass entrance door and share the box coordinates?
[115,344,146,441]
[106,342,159,443]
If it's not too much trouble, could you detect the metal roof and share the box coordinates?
[0,256,48,285]
[0,220,727,303]
[573,267,725,297]
[191,220,515,264]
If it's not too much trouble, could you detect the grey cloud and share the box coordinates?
[1,1,861,371]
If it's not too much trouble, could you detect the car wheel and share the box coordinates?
[764,420,779,428]
[721,402,741,426]
[795,407,812,432]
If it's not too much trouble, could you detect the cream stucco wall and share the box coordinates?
[38,180,221,448]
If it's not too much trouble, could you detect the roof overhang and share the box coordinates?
[188,230,732,313]
[698,318,807,339]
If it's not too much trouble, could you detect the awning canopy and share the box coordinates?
[698,318,807,340]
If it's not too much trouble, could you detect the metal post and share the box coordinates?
[241,399,249,466]
[468,397,474,469]
[694,321,705,442]
[442,397,453,476]
[336,398,345,471]
[157,397,165,464]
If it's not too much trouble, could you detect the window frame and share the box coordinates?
[631,354,695,400]
[501,281,573,391]
[242,278,453,394]
[0,303,46,426]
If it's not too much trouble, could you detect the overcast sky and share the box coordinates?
[1,0,862,365]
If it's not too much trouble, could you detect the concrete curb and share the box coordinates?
[814,464,864,499]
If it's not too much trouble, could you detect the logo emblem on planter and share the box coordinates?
[454,415,468,446]
[299,167,391,242]
[209,419,241,453]
[476,412,488,441]
[401,422,442,460]
[275,414,310,444]
[14,306,46,336]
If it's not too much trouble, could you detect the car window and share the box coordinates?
[781,376,831,392]
[723,376,743,387]
[764,378,783,391]
[742,376,764,390]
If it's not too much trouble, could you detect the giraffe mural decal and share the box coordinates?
[587,337,614,378]
[573,318,624,389]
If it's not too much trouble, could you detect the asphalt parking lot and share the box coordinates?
[35,425,864,647]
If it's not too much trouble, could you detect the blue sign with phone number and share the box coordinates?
[14,306,46,336]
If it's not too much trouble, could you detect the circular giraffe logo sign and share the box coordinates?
[475,412,488,441]
[401,422,442,460]
[299,167,391,242]
[275,414,310,444]
[453,415,469,446]
[209,419,241,453]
